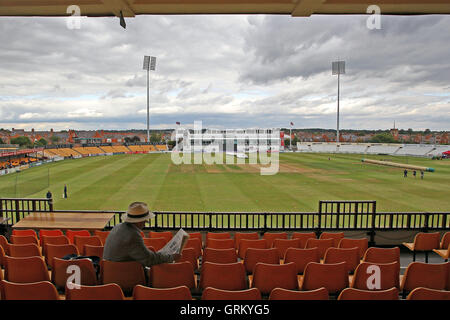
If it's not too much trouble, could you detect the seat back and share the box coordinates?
[143,237,167,251]
[284,247,320,274]
[351,261,400,290]
[39,230,64,246]
[238,239,268,259]
[66,230,91,244]
[66,283,125,300]
[338,287,399,300]
[202,287,262,300]
[8,243,41,258]
[74,235,102,255]
[319,232,345,247]
[292,232,317,249]
[94,230,110,245]
[52,257,98,290]
[273,239,301,259]
[101,260,146,295]
[12,229,37,239]
[46,244,79,268]
[305,238,335,259]
[206,232,231,247]
[234,232,259,250]
[338,238,369,260]
[441,232,450,250]
[83,245,104,258]
[262,232,288,248]
[133,285,192,300]
[41,235,70,257]
[302,261,349,294]
[203,247,238,264]
[407,287,450,300]
[199,262,247,291]
[187,232,203,246]
[413,232,441,251]
[10,235,39,245]
[149,261,196,290]
[244,248,280,274]
[323,247,360,274]
[1,280,59,300]
[0,235,10,256]
[251,262,298,295]
[178,248,199,271]
[363,247,400,264]
[184,238,202,258]
[401,262,449,294]
[4,256,50,283]
[148,231,173,243]
[269,287,329,300]
[206,238,235,250]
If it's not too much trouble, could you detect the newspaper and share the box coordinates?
[157,228,189,255]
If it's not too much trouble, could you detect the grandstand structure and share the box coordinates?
[297,142,450,158]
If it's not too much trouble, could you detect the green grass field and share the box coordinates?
[1,153,449,212]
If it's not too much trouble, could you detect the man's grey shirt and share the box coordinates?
[103,222,174,267]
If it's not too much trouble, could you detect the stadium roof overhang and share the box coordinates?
[1,0,450,19]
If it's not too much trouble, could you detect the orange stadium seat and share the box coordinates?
[101,260,146,296]
[284,247,321,275]
[273,238,301,259]
[8,243,41,258]
[407,287,450,300]
[41,235,70,257]
[199,262,248,291]
[10,235,38,245]
[262,232,288,248]
[206,232,232,247]
[301,262,349,295]
[363,247,400,264]
[238,239,269,259]
[4,256,50,283]
[203,247,238,264]
[305,238,335,259]
[244,248,280,274]
[400,261,450,298]
[74,235,102,255]
[269,287,329,300]
[338,238,369,260]
[84,245,104,258]
[0,235,10,256]
[179,247,199,271]
[45,244,79,268]
[66,283,125,300]
[133,285,193,300]
[66,230,91,244]
[39,230,64,246]
[351,261,400,291]
[251,262,298,296]
[52,257,98,291]
[0,280,59,300]
[12,229,38,239]
[403,232,441,263]
[143,237,167,251]
[323,247,360,274]
[149,231,173,243]
[320,232,345,247]
[206,238,235,250]
[148,261,196,291]
[94,230,110,245]
[201,287,262,300]
[184,238,202,258]
[234,232,259,250]
[338,287,399,300]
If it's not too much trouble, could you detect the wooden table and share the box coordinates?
[12,211,117,231]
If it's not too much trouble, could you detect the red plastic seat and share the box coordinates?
[206,232,232,247]
[52,257,98,290]
[46,244,79,268]
[0,235,10,256]
[143,237,167,251]
[202,287,262,300]
[305,238,335,259]
[12,229,37,239]
[133,285,192,300]
[244,248,280,274]
[363,247,400,264]
[251,262,298,296]
[284,248,321,274]
[234,232,259,250]
[403,232,441,263]
[206,238,235,250]
[66,283,125,300]
[8,243,41,258]
[100,260,146,295]
[273,238,301,259]
[400,261,449,298]
[199,262,248,291]
[351,261,400,291]
[184,238,203,258]
[269,287,329,300]
[74,235,102,255]
[301,261,349,295]
[38,229,64,246]
[203,247,238,264]
[94,230,110,245]
[41,235,70,257]
[148,231,173,243]
[149,261,196,290]
[0,280,59,300]
[319,232,345,247]
[238,239,268,259]
[84,245,104,258]
[10,235,39,245]
[66,230,91,244]
[338,238,369,260]
[292,232,316,249]
[323,247,360,274]
[4,256,50,283]
[262,232,288,248]
[338,287,399,300]
[407,287,450,300]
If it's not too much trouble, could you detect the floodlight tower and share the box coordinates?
[143,56,156,143]
[332,60,345,144]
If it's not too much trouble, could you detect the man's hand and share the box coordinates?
[172,253,182,262]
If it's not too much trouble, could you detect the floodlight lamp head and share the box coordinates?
[143,56,156,71]
[332,61,345,75]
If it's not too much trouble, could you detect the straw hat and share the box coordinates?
[123,202,155,223]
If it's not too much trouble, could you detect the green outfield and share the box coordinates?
[1,153,449,212]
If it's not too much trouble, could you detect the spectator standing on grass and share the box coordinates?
[404,169,408,178]
[64,184,68,199]
[421,171,424,179]
[413,170,416,178]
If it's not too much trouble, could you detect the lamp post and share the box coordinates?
[143,56,156,143]
[332,61,345,144]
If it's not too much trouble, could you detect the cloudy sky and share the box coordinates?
[0,13,449,132]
